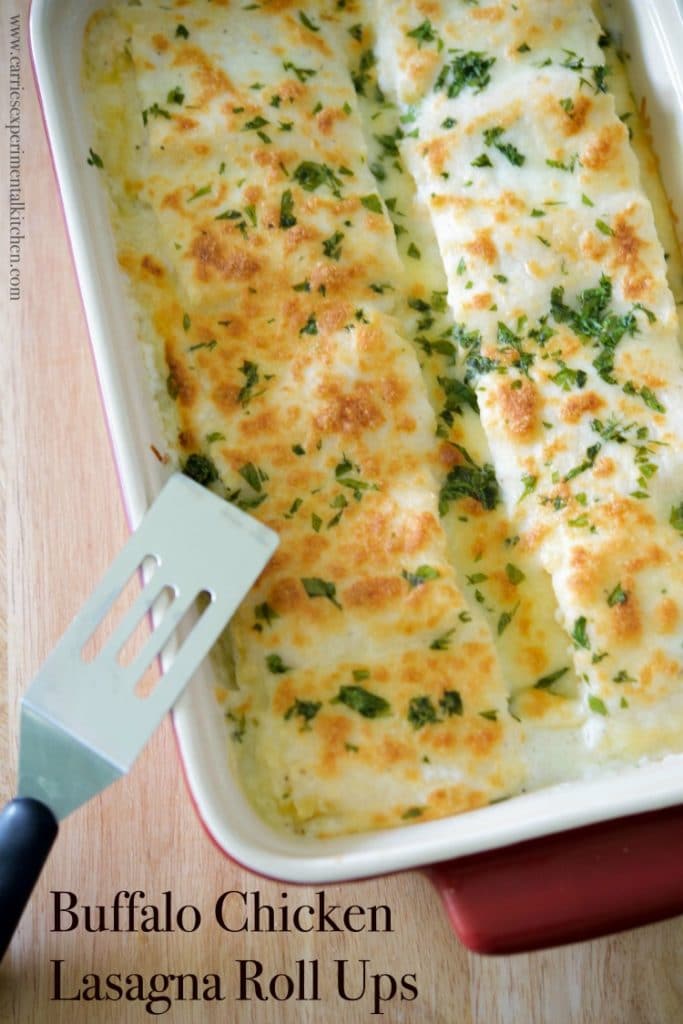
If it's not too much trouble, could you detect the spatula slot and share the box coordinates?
[80,555,159,664]
[133,589,214,699]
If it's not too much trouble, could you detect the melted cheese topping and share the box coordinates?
[82,0,683,834]
[376,0,683,761]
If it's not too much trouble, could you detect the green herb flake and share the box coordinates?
[360,193,383,213]
[238,360,261,406]
[607,582,627,607]
[299,313,318,336]
[167,86,185,105]
[298,10,320,31]
[430,628,456,651]
[406,19,441,49]
[439,690,463,716]
[572,616,591,649]
[588,694,608,715]
[254,602,279,630]
[322,230,344,260]
[266,653,291,674]
[505,563,526,585]
[301,576,342,609]
[284,698,321,728]
[434,50,496,99]
[402,565,440,588]
[497,603,520,635]
[407,695,439,729]
[670,502,683,533]
[534,666,569,690]
[175,24,189,39]
[187,184,212,202]
[182,453,219,486]
[293,160,342,195]
[279,189,297,229]
[401,806,424,820]
[332,685,390,718]
[87,148,104,169]
[283,60,317,83]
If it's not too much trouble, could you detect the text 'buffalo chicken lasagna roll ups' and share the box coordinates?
[375,0,683,758]
[82,0,683,835]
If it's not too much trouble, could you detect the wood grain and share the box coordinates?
[1,1,681,1020]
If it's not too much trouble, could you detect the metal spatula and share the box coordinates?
[0,473,278,959]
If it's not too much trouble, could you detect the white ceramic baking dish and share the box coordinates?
[29,0,683,952]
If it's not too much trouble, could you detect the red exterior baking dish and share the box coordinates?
[29,0,683,952]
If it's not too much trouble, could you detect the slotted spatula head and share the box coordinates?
[18,472,278,821]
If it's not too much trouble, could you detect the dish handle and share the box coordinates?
[425,804,683,954]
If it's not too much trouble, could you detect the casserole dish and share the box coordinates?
[29,0,683,952]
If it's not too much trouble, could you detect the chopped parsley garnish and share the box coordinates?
[483,125,525,166]
[292,160,342,196]
[434,50,496,99]
[564,443,601,481]
[167,86,185,105]
[595,218,614,236]
[401,807,424,820]
[183,453,219,486]
[550,274,654,385]
[332,685,390,718]
[206,432,225,444]
[238,462,268,492]
[352,668,370,682]
[670,502,683,533]
[279,189,297,229]
[188,339,217,353]
[254,602,279,630]
[639,386,665,413]
[402,565,440,588]
[175,24,189,38]
[360,193,383,213]
[430,628,456,651]
[299,313,318,336]
[497,603,519,635]
[266,654,291,674]
[283,60,317,83]
[141,102,171,125]
[572,616,591,649]
[87,148,103,169]
[440,690,463,716]
[607,582,627,607]
[298,10,320,31]
[407,242,421,259]
[534,667,569,690]
[439,445,500,515]
[407,695,439,729]
[238,360,262,406]
[505,563,525,585]
[588,695,608,715]
[187,184,212,202]
[301,576,342,609]
[406,19,442,49]
[438,376,479,416]
[284,698,321,728]
[471,153,493,168]
[518,473,537,502]
[322,230,344,260]
[551,364,587,391]
[479,709,498,721]
[348,23,363,42]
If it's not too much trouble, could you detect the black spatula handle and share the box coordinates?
[0,797,58,960]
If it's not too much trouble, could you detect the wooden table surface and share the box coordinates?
[1,2,682,1020]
